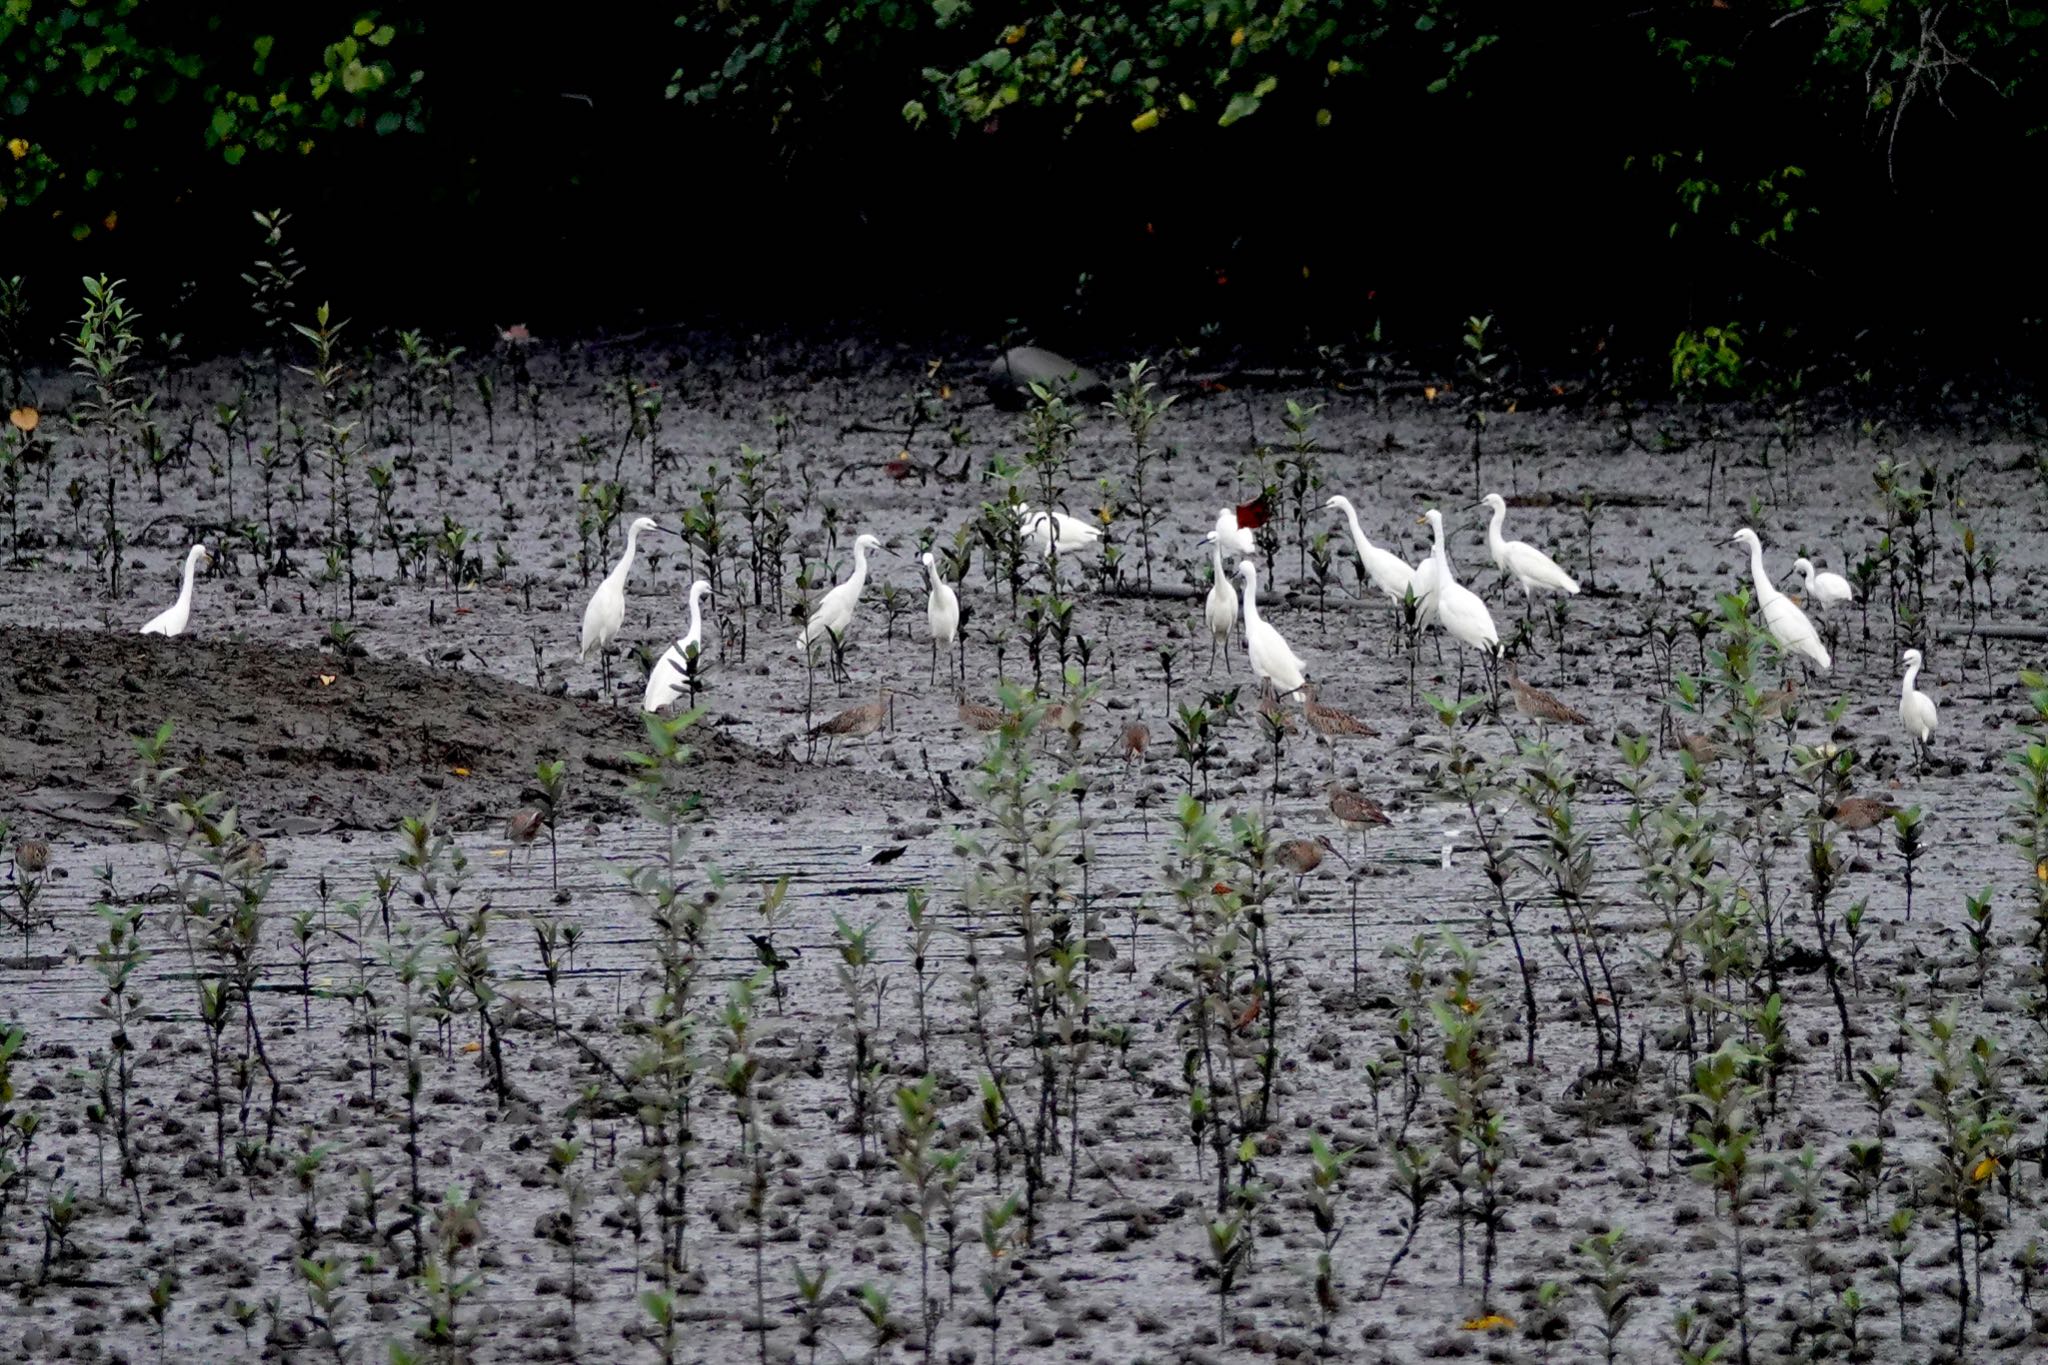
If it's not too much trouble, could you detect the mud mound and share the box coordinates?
[0,626,839,834]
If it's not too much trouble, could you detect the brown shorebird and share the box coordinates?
[957,696,1005,733]
[1274,833,1345,895]
[1674,728,1723,767]
[1328,784,1391,857]
[1757,680,1801,720]
[812,689,891,760]
[1825,795,1902,859]
[226,836,268,878]
[1115,721,1150,768]
[506,807,546,868]
[1507,670,1590,738]
[1256,685,1298,736]
[1303,687,1379,741]
[13,837,50,877]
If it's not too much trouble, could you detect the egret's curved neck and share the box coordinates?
[1211,541,1225,578]
[1745,538,1772,594]
[850,540,872,587]
[1340,502,1370,550]
[1241,568,1261,621]
[1903,659,1921,692]
[1429,517,1449,566]
[611,525,642,583]
[178,552,201,606]
[1486,503,1506,556]
[688,589,706,638]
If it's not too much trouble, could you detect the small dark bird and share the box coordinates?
[1115,721,1150,766]
[868,846,908,866]
[1825,795,1902,860]
[812,689,891,759]
[1303,687,1378,740]
[1274,833,1345,894]
[1328,784,1390,857]
[13,837,50,877]
[1507,671,1591,735]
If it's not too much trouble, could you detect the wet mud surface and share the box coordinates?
[1,328,2047,1363]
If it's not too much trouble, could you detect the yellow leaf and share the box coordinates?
[1424,385,1438,401]
[5,137,26,160]
[1131,107,1161,133]
[1231,27,1246,46]
[452,766,471,778]
[461,1041,482,1054]
[8,406,37,433]
[1070,57,1086,77]
[1462,1313,1515,1331]
[1973,1155,1999,1182]
[316,673,337,686]
[1316,108,1332,127]
[1457,997,1480,1014]
[939,384,951,400]
[1003,24,1025,44]
[101,211,118,231]
[1327,60,1341,77]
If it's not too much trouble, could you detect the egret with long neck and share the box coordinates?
[1204,538,1238,674]
[139,544,213,637]
[1730,527,1828,672]
[582,515,667,698]
[801,533,885,681]
[643,580,714,713]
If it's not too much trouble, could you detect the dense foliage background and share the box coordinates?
[3,1,2045,363]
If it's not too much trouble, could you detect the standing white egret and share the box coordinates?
[1794,557,1854,609]
[1237,559,1306,697]
[800,533,885,677]
[1013,504,1101,558]
[1410,512,1452,629]
[581,515,667,695]
[1204,538,1238,674]
[1481,493,1580,603]
[1899,647,1938,771]
[1419,509,1499,695]
[139,544,213,637]
[922,551,960,684]
[1207,506,1258,556]
[1325,495,1415,604]
[642,580,713,714]
[1730,527,1829,672]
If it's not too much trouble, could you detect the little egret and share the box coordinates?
[1899,647,1938,771]
[1238,560,1307,698]
[1206,506,1258,557]
[1794,557,1855,609]
[1418,510,1499,691]
[1203,538,1238,674]
[1014,504,1101,558]
[1410,512,1459,629]
[1730,527,1829,672]
[1481,493,1580,603]
[800,533,885,676]
[1325,495,1415,604]
[643,580,714,714]
[922,552,960,684]
[139,544,213,637]
[581,516,668,696]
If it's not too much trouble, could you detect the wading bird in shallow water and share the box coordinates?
[581,516,669,697]
[1328,783,1391,858]
[1898,648,1938,772]
[1238,560,1306,699]
[643,580,713,714]
[1481,493,1580,604]
[1730,527,1829,672]
[922,552,960,685]
[800,533,885,679]
[1204,536,1238,674]
[1417,509,1500,695]
[1274,833,1345,896]
[1507,669,1591,740]
[810,689,892,761]
[140,544,213,637]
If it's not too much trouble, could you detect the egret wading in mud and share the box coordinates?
[1795,556,1855,609]
[643,580,713,714]
[1326,494,1415,602]
[801,533,885,683]
[1481,493,1580,607]
[1418,509,1500,697]
[1203,535,1238,674]
[581,516,668,699]
[1237,559,1306,700]
[1730,527,1829,673]
[1014,504,1100,558]
[922,551,960,685]
[1899,647,1938,772]
[139,544,213,637]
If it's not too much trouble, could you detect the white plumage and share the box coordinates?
[1419,510,1498,654]
[1482,493,1580,599]
[643,580,713,713]
[801,533,885,650]
[1731,527,1829,671]
[1237,559,1306,696]
[923,551,960,683]
[581,516,664,662]
[1014,504,1101,558]
[1794,557,1854,608]
[1325,495,1415,603]
[1204,540,1238,673]
[1899,648,1938,748]
[1207,506,1258,557]
[139,544,213,637]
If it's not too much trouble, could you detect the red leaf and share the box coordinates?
[1234,495,1272,530]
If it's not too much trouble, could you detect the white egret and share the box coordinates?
[1013,504,1101,558]
[1899,647,1937,770]
[643,580,714,714]
[1237,559,1306,697]
[1418,509,1499,695]
[1410,513,1451,629]
[1730,527,1829,671]
[1203,538,1237,674]
[800,533,885,677]
[1206,506,1258,556]
[139,544,213,637]
[922,551,960,684]
[1794,557,1854,609]
[1325,495,1415,604]
[1481,493,1580,602]
[581,515,668,695]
